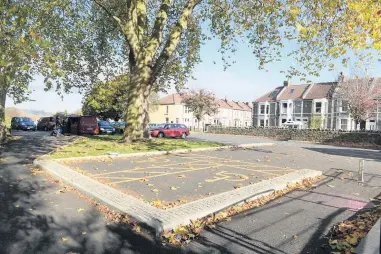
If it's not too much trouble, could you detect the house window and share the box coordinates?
[341,101,348,112]
[289,89,295,94]
[315,102,322,113]
[260,105,265,114]
[165,106,169,114]
[176,118,179,123]
[266,105,269,114]
[282,103,287,113]
[296,118,301,122]
[260,120,264,127]
[165,117,169,123]
[184,106,191,114]
[340,119,348,130]
[282,119,287,123]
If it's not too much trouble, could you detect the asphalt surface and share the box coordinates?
[1,131,380,254]
[67,149,297,205]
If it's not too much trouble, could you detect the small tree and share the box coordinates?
[182,89,219,130]
[335,78,381,130]
[310,114,322,129]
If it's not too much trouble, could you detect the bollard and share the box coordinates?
[358,159,365,183]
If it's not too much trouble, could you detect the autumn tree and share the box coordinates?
[335,78,381,130]
[3,1,381,142]
[182,89,218,130]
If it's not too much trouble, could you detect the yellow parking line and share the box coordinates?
[109,165,221,184]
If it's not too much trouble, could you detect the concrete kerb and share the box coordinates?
[34,158,322,235]
[47,142,275,162]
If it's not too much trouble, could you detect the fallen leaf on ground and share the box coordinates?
[339,176,345,181]
[177,175,186,178]
[81,232,87,235]
[327,184,335,188]
[293,235,298,239]
[77,208,85,212]
[139,178,149,183]
[152,189,159,193]
[170,186,178,190]
[15,205,20,208]
[61,237,68,242]
[147,183,154,187]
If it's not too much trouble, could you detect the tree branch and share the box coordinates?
[93,0,141,61]
[151,0,201,82]
[144,0,172,62]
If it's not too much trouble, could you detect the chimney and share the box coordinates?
[338,72,346,82]
[283,81,289,87]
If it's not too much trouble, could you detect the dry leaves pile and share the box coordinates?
[161,177,317,245]
[328,205,381,254]
[151,199,188,210]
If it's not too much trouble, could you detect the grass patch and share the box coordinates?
[48,134,223,159]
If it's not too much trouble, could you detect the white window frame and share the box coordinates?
[315,102,322,113]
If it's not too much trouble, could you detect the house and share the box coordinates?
[149,93,252,129]
[253,78,381,131]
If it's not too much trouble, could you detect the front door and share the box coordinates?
[360,121,366,130]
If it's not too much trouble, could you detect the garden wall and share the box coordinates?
[207,126,381,146]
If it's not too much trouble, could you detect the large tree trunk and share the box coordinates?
[0,82,7,143]
[123,65,152,142]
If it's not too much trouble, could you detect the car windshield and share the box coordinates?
[152,124,165,129]
[20,117,33,123]
[99,121,112,127]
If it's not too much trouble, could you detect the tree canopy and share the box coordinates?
[182,89,219,128]
[336,77,381,129]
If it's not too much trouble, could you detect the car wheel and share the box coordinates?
[181,132,186,139]
[158,132,165,138]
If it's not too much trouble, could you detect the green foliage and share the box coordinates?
[310,114,322,129]
[82,75,128,121]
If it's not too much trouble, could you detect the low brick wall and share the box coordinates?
[207,126,381,146]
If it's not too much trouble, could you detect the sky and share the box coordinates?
[6,37,381,113]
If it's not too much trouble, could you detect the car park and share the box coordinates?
[150,123,190,139]
[98,120,116,134]
[11,117,36,131]
[37,116,56,131]
[110,121,126,134]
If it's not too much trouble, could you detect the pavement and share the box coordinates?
[65,149,299,204]
[1,131,381,254]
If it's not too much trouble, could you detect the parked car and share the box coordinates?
[37,116,56,131]
[150,123,190,139]
[64,116,99,135]
[11,117,36,131]
[98,120,116,134]
[149,123,165,130]
[110,121,126,134]
[282,121,303,129]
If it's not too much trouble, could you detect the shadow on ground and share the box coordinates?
[304,147,381,162]
[0,133,189,254]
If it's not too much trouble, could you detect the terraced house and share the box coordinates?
[150,93,252,129]
[253,78,381,131]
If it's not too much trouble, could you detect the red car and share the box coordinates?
[151,124,190,139]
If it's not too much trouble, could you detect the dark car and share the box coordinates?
[64,116,99,135]
[150,123,190,139]
[98,120,116,134]
[11,117,36,131]
[110,121,126,134]
[37,116,56,131]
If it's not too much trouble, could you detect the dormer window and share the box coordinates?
[289,89,295,94]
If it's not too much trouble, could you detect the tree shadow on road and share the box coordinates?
[303,147,381,162]
[0,133,191,254]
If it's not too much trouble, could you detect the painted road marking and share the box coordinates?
[82,153,299,185]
